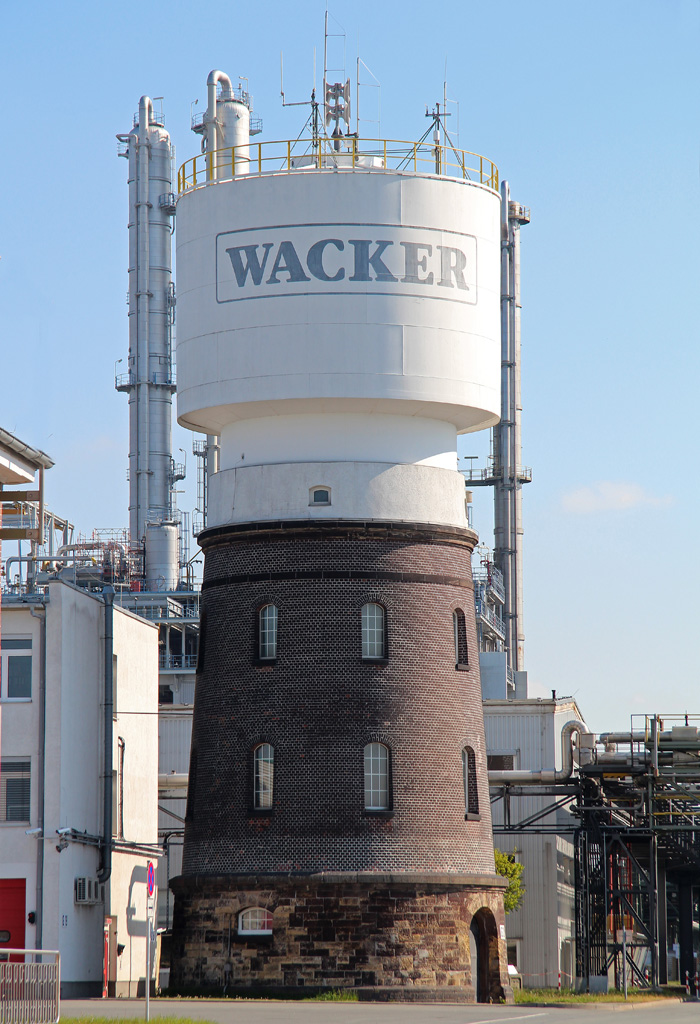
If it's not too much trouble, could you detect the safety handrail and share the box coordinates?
[177,137,498,194]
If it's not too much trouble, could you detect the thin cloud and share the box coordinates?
[561,481,673,515]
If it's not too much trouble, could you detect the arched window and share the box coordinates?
[361,603,386,660]
[258,604,278,660]
[453,609,468,667]
[238,907,273,935]
[254,743,274,809]
[309,486,331,506]
[364,742,390,810]
[463,746,479,817]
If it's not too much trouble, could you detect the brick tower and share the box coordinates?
[170,70,512,1002]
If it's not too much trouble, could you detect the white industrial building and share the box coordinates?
[484,696,587,988]
[0,576,159,996]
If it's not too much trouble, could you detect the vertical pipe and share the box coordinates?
[98,585,114,883]
[29,603,46,950]
[200,71,250,510]
[494,182,512,663]
[494,182,528,676]
[511,212,525,672]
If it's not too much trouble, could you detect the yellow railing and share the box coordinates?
[177,138,498,194]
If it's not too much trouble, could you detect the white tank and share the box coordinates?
[145,522,179,591]
[176,150,501,530]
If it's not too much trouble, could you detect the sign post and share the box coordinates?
[146,861,155,1021]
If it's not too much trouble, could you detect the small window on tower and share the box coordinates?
[258,604,278,660]
[361,603,386,660]
[463,746,480,820]
[238,907,273,935]
[364,742,391,811]
[310,486,331,506]
[254,743,274,809]
[453,609,468,668]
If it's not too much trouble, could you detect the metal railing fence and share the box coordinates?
[178,137,498,193]
[475,599,506,637]
[0,950,60,1024]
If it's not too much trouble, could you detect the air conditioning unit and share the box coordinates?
[74,877,105,905]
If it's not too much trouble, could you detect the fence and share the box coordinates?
[178,137,499,193]
[0,950,59,1024]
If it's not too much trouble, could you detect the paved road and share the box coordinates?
[60,996,693,1024]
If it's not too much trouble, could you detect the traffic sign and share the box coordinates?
[147,861,155,897]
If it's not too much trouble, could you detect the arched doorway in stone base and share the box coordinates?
[470,908,504,1003]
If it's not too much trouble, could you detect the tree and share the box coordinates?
[494,848,525,913]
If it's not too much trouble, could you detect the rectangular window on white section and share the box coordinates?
[1,638,32,700]
[0,759,31,822]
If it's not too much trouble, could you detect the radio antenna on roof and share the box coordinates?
[323,7,351,149]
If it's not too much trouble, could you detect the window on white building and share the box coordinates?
[1,638,32,700]
[0,759,31,823]
[364,742,390,810]
[238,907,273,935]
[361,603,385,660]
[309,486,331,506]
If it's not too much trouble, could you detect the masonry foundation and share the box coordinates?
[170,873,511,1001]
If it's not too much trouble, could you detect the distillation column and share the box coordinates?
[117,97,179,588]
[493,181,530,675]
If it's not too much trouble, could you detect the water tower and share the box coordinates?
[170,70,512,1002]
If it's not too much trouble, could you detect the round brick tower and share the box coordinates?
[170,77,512,1001]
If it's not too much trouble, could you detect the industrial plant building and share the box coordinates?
[3,34,699,1005]
[0,431,160,996]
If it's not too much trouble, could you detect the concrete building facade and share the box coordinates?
[483,697,586,988]
[0,580,159,996]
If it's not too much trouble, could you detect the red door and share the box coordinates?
[0,879,26,962]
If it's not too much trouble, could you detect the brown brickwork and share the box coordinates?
[171,874,511,1002]
[171,520,511,1000]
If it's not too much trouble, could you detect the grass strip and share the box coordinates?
[61,1018,220,1023]
[515,987,677,1005]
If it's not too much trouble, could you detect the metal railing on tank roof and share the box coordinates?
[177,138,498,193]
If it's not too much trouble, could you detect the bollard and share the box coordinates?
[558,971,561,992]
[685,970,690,997]
[695,969,699,1001]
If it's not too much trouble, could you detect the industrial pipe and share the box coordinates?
[488,719,585,784]
[205,70,234,161]
[4,553,101,587]
[598,730,699,747]
[29,603,46,949]
[55,541,126,558]
[97,585,115,883]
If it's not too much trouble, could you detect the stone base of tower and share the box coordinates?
[169,873,513,1003]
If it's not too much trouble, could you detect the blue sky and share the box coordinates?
[2,0,698,731]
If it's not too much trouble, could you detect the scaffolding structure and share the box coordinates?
[490,713,700,993]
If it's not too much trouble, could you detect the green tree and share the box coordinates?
[494,848,525,913]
